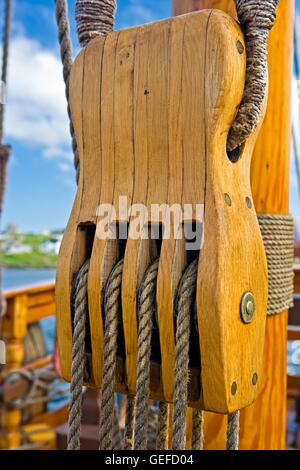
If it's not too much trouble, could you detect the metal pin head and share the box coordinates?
[240,292,255,324]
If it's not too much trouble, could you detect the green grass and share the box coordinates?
[0,251,57,268]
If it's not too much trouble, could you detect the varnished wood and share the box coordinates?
[58,9,267,413]
[174,0,294,449]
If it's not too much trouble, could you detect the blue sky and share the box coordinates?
[2,0,300,232]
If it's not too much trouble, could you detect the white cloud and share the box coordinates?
[5,34,73,171]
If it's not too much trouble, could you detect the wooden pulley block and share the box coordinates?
[56,9,268,414]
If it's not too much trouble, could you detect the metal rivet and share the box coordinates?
[231,382,237,396]
[236,40,244,54]
[252,373,258,386]
[240,292,255,324]
[224,193,232,207]
[246,197,252,209]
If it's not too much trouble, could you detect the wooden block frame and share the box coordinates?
[56,10,268,413]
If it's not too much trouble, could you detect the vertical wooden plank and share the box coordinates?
[173,0,294,450]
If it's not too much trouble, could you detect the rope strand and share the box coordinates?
[99,259,123,450]
[55,0,79,182]
[67,260,90,450]
[172,260,198,450]
[134,260,159,450]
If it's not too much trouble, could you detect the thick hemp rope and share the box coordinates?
[227,411,240,450]
[156,402,169,450]
[99,259,123,450]
[75,0,116,47]
[192,409,205,450]
[228,0,279,152]
[258,214,294,315]
[55,0,79,182]
[67,260,90,450]
[134,260,159,450]
[172,260,199,450]
[124,395,135,450]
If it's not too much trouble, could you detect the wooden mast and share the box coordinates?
[173,0,294,449]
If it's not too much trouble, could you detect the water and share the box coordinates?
[2,267,56,290]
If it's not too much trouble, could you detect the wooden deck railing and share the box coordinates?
[1,282,56,449]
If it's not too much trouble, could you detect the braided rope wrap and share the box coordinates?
[134,260,159,450]
[172,260,198,450]
[228,0,279,151]
[67,260,90,450]
[99,259,123,450]
[55,0,80,182]
[258,214,294,315]
[75,0,116,47]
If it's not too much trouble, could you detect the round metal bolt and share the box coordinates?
[252,373,258,386]
[231,382,237,396]
[246,197,252,209]
[224,193,232,207]
[236,40,244,54]
[240,292,255,324]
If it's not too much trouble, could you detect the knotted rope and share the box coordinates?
[228,0,279,152]
[67,259,89,450]
[258,214,295,315]
[55,0,79,182]
[99,259,123,450]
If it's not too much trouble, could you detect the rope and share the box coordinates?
[226,411,240,450]
[67,260,89,450]
[258,214,294,315]
[124,395,135,450]
[0,0,12,322]
[228,0,279,152]
[99,259,123,450]
[134,259,159,450]
[75,0,116,47]
[192,409,204,450]
[172,260,198,450]
[156,402,169,450]
[55,0,79,182]
[0,0,11,144]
